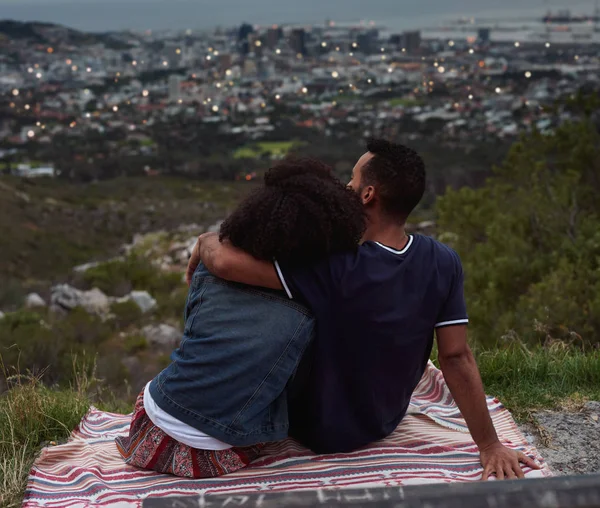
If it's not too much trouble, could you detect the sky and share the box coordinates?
[0,0,596,32]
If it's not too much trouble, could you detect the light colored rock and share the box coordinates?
[0,311,5,320]
[168,241,188,254]
[207,220,224,234]
[126,291,157,314]
[142,324,182,348]
[417,220,436,230]
[177,249,191,265]
[73,261,102,273]
[73,257,125,273]
[84,288,112,315]
[152,255,172,270]
[185,236,199,254]
[25,293,47,308]
[177,223,204,234]
[50,284,111,315]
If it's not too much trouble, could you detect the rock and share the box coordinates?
[152,255,172,271]
[73,261,102,273]
[177,249,191,265]
[207,220,224,234]
[25,293,46,308]
[584,401,600,413]
[125,291,157,314]
[417,221,436,230]
[50,284,111,315]
[74,256,126,274]
[0,311,5,320]
[168,241,188,254]
[185,236,199,254]
[176,224,204,234]
[83,288,112,315]
[519,402,600,476]
[142,324,182,348]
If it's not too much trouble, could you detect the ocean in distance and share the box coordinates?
[0,0,594,33]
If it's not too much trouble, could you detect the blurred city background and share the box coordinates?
[1,1,600,503]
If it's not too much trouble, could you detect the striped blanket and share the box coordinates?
[24,362,551,507]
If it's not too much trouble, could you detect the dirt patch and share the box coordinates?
[519,402,600,476]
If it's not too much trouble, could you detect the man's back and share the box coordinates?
[276,235,468,453]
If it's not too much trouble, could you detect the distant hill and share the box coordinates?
[0,176,248,303]
[0,19,134,49]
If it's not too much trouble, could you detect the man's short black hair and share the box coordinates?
[220,158,366,265]
[363,138,426,221]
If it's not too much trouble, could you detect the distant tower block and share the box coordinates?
[266,26,283,49]
[402,31,422,52]
[290,28,307,55]
[168,75,182,102]
[478,28,491,43]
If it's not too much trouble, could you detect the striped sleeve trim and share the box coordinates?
[435,319,469,328]
[273,260,293,300]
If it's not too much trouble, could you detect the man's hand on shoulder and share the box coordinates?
[185,232,282,290]
[186,232,217,286]
[480,441,540,480]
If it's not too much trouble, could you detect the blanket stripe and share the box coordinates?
[24,362,551,507]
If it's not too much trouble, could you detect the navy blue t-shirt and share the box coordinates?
[275,234,468,454]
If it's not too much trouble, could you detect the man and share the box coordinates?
[187,139,540,480]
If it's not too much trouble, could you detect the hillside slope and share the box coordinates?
[0,176,251,307]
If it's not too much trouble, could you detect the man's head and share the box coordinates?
[348,139,426,223]
[220,158,365,265]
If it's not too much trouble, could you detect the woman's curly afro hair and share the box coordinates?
[220,158,366,265]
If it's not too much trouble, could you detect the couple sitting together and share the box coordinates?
[116,139,539,481]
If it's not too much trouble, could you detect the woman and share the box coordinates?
[116,159,365,478]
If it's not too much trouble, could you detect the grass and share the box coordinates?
[0,358,131,507]
[474,341,600,421]
[427,342,600,422]
[234,141,305,159]
[387,97,423,108]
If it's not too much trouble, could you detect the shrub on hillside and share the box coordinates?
[110,300,144,329]
[82,256,182,298]
[437,119,600,347]
[1,308,113,388]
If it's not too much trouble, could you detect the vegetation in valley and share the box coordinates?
[438,119,600,349]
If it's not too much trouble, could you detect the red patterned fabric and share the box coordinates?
[115,391,264,479]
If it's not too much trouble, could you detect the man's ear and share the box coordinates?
[361,185,376,206]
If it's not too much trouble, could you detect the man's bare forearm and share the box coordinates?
[198,233,282,289]
[439,349,499,450]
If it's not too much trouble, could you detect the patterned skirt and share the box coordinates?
[115,390,264,479]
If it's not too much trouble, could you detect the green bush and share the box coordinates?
[0,277,25,311]
[0,309,110,386]
[0,310,64,383]
[155,285,188,322]
[437,120,600,346]
[123,334,148,354]
[110,300,143,330]
[83,256,183,298]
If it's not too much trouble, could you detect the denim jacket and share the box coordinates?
[149,263,315,447]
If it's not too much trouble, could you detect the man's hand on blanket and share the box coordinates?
[480,442,540,480]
